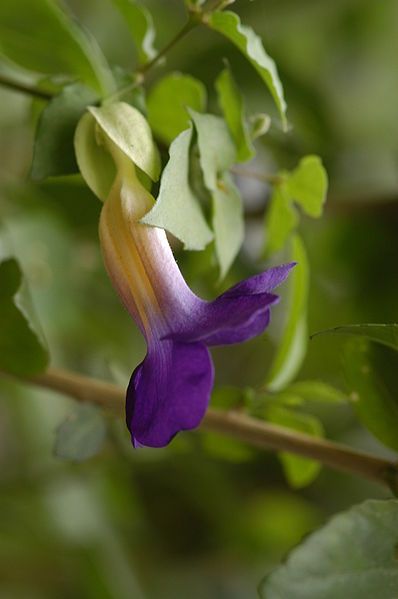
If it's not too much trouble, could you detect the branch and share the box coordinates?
[3,367,397,491]
[0,73,55,101]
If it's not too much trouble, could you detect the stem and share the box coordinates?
[137,18,198,77]
[3,367,398,491]
[0,73,55,101]
[109,17,199,103]
[231,166,283,186]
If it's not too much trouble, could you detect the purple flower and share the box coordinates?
[99,157,293,448]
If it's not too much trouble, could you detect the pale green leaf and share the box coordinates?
[0,257,49,376]
[147,73,207,144]
[286,155,328,218]
[265,185,298,255]
[212,171,244,279]
[54,404,107,462]
[190,110,236,190]
[266,234,309,391]
[208,10,287,128]
[215,66,254,162]
[249,112,271,139]
[312,323,398,351]
[89,101,160,181]
[142,127,213,250]
[260,499,398,599]
[31,83,97,181]
[267,405,323,488]
[190,110,244,277]
[111,0,156,63]
[0,0,114,95]
[74,111,116,201]
[343,338,398,452]
[265,155,327,255]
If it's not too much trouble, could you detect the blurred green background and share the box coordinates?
[0,0,397,597]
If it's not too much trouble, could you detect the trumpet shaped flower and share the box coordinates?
[76,103,293,448]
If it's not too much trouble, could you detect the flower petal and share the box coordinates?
[126,340,214,447]
[222,262,295,297]
[167,263,295,346]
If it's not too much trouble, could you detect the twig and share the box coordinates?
[3,366,397,491]
[107,16,200,102]
[0,73,55,101]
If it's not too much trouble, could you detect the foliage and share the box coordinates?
[1,0,398,596]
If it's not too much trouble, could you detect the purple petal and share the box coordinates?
[222,262,295,297]
[167,263,295,346]
[126,339,214,448]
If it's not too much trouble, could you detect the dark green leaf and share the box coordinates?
[54,403,107,462]
[266,234,309,391]
[312,323,398,351]
[31,83,98,181]
[208,11,287,128]
[267,405,323,488]
[0,257,49,376]
[215,66,254,162]
[0,0,114,95]
[343,338,398,452]
[142,127,213,250]
[111,0,157,64]
[147,73,207,144]
[260,499,398,599]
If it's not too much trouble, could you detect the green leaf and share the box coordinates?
[285,155,328,218]
[343,338,398,452]
[74,111,116,202]
[0,257,49,376]
[266,234,309,391]
[0,0,114,95]
[212,171,244,279]
[202,432,253,463]
[111,0,156,63]
[260,499,398,599]
[215,66,254,162]
[190,110,243,276]
[142,127,213,250]
[31,83,98,181]
[282,380,347,404]
[147,73,207,144]
[190,110,236,190]
[312,323,398,351]
[265,185,298,255]
[267,405,323,488]
[54,404,107,462]
[207,11,287,128]
[88,101,161,181]
[265,155,327,255]
[249,112,270,140]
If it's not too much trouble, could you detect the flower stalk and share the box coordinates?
[4,366,397,491]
